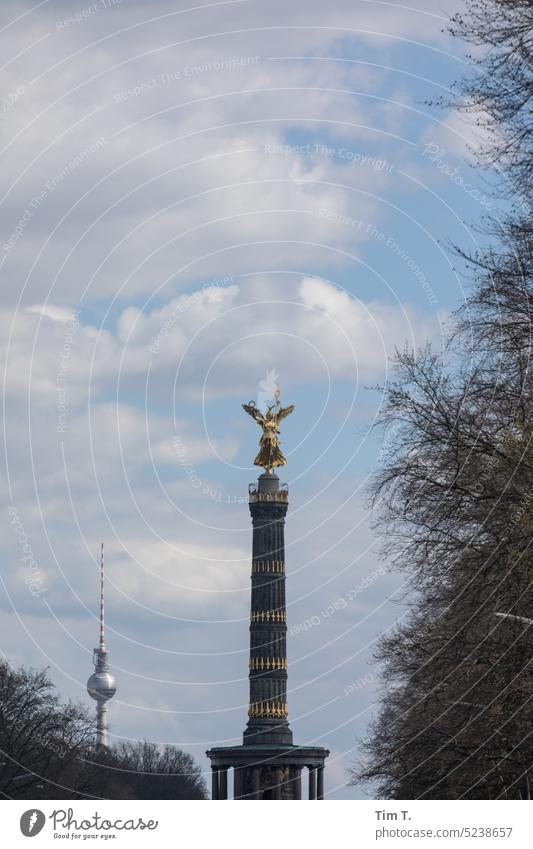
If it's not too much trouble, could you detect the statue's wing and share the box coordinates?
[277,404,295,421]
[242,402,264,424]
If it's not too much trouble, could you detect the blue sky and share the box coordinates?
[0,0,502,799]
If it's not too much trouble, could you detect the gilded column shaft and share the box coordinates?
[244,474,292,744]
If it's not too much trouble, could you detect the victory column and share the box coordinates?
[206,389,329,799]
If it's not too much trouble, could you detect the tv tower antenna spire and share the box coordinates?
[87,543,116,747]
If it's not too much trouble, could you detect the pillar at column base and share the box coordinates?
[243,718,293,746]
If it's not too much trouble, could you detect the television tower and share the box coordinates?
[87,543,116,747]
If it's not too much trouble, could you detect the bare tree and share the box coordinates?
[96,741,207,800]
[0,661,96,799]
[351,0,533,800]
[0,662,208,800]
[449,0,533,197]
[352,336,533,797]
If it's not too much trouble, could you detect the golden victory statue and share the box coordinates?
[242,387,295,473]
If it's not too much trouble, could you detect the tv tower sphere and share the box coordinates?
[87,543,116,746]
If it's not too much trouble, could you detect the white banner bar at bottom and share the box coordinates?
[2,799,531,848]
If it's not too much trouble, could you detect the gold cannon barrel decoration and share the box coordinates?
[248,657,288,671]
[251,560,285,573]
[250,610,287,623]
[248,701,289,719]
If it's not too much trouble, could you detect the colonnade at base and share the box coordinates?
[207,745,328,800]
[211,763,325,800]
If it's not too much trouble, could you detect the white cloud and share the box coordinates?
[25,303,78,323]
[1,0,462,797]
[0,0,462,310]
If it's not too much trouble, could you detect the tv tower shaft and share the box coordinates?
[86,543,116,747]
